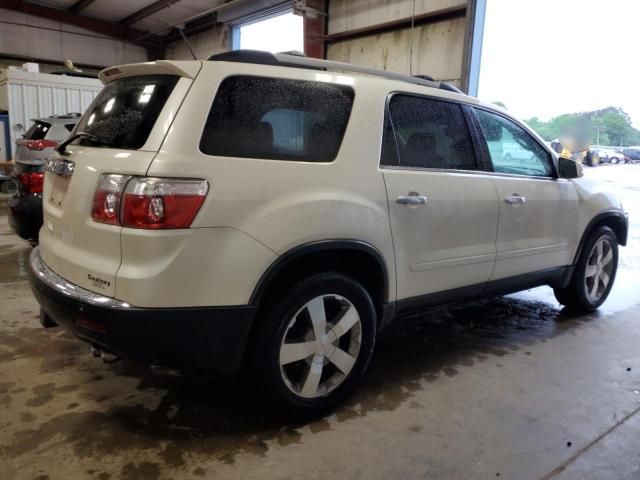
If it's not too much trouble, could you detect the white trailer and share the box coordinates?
[0,69,102,159]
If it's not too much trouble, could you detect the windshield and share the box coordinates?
[74,74,178,150]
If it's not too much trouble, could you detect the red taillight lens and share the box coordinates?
[122,178,208,229]
[22,139,57,151]
[91,175,208,229]
[18,172,45,193]
[91,174,130,225]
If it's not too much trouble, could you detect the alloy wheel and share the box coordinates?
[279,294,362,399]
[584,237,615,302]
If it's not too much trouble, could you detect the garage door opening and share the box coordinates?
[232,10,304,54]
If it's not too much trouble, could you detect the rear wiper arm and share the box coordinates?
[56,132,98,156]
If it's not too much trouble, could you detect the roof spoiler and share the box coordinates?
[99,60,201,84]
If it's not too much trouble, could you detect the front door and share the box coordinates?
[472,108,579,280]
[381,94,500,303]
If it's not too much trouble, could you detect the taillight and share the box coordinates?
[91,175,208,229]
[18,172,45,194]
[91,174,130,225]
[122,177,208,229]
[22,139,57,151]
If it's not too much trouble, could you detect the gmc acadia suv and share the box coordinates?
[28,51,628,417]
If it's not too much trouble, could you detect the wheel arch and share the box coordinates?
[573,210,628,264]
[249,239,390,310]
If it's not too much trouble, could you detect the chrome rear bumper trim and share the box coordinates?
[29,247,131,310]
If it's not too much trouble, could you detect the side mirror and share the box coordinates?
[558,157,583,179]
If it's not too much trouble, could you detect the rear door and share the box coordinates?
[471,107,579,280]
[382,94,500,304]
[39,65,198,296]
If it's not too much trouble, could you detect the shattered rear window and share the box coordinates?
[73,75,178,150]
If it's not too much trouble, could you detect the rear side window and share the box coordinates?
[24,121,51,140]
[382,94,477,170]
[200,76,355,162]
[74,75,178,150]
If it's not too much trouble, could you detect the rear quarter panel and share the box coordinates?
[144,63,397,304]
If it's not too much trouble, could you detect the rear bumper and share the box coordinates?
[28,247,256,374]
[8,193,42,241]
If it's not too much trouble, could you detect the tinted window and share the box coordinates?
[381,95,476,170]
[73,75,178,150]
[64,124,76,132]
[24,121,51,140]
[475,109,553,177]
[200,76,354,162]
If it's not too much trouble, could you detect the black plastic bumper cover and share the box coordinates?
[28,248,256,374]
[8,193,43,241]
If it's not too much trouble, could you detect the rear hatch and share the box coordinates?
[15,120,55,162]
[39,61,201,297]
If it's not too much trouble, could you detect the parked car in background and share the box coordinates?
[0,170,17,195]
[8,114,80,241]
[622,147,640,162]
[28,52,628,417]
[14,114,80,163]
[591,146,626,164]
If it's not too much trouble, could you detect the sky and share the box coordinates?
[478,0,640,127]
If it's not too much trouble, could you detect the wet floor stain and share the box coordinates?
[0,244,31,283]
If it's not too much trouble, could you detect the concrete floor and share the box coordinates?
[1,165,639,480]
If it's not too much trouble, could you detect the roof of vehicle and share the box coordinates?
[100,50,472,100]
[207,50,465,95]
[30,114,81,124]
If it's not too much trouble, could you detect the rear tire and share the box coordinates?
[554,226,618,312]
[252,272,377,419]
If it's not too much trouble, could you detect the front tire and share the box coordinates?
[253,272,377,418]
[554,226,618,312]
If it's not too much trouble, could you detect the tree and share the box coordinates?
[525,107,640,147]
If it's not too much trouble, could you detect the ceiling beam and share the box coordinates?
[120,0,182,26]
[2,0,165,46]
[69,0,98,14]
[161,13,218,45]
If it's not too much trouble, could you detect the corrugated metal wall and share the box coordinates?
[0,71,102,156]
[0,8,148,68]
[327,0,468,85]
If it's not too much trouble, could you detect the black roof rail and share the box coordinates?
[439,82,463,94]
[208,50,321,70]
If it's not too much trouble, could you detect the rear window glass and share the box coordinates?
[200,76,355,162]
[73,75,178,150]
[24,121,51,140]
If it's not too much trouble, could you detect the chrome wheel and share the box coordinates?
[585,237,615,302]
[279,294,362,399]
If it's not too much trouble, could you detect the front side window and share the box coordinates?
[381,95,477,170]
[73,75,179,150]
[200,76,354,162]
[474,109,554,177]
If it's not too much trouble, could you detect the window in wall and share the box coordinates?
[232,11,304,53]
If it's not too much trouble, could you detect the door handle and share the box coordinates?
[396,193,428,206]
[504,194,526,205]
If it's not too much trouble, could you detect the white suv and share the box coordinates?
[28,51,628,417]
